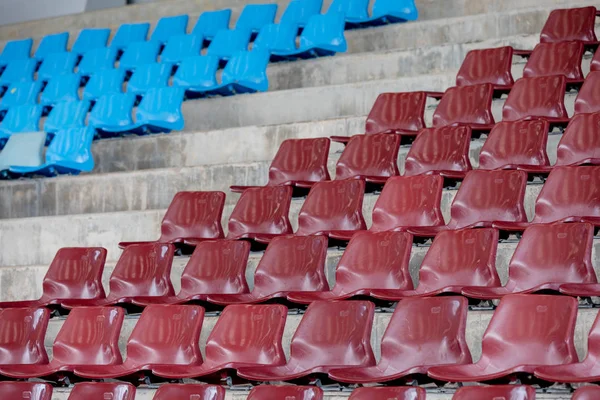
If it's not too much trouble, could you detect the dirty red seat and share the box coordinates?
[230,138,331,196]
[371,228,500,300]
[0,308,49,370]
[152,384,225,400]
[207,235,328,305]
[455,46,514,94]
[452,385,536,400]
[554,112,600,167]
[61,243,175,309]
[348,387,426,400]
[571,387,600,400]
[462,223,596,299]
[404,125,472,179]
[287,231,413,304]
[237,301,375,382]
[574,71,600,115]
[133,240,251,306]
[118,191,225,251]
[432,83,495,134]
[522,41,585,85]
[67,383,135,400]
[247,386,323,400]
[0,307,124,380]
[151,304,286,380]
[0,382,52,400]
[73,305,204,381]
[335,133,401,186]
[427,294,578,382]
[329,296,471,383]
[0,247,107,309]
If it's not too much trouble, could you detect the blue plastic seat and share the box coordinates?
[135,87,185,132]
[172,55,220,98]
[37,51,78,81]
[40,74,80,107]
[0,131,45,173]
[280,0,323,28]
[110,23,150,53]
[206,29,251,61]
[127,63,172,95]
[0,58,36,87]
[0,38,32,68]
[329,0,418,27]
[89,92,138,135]
[78,47,118,76]
[151,14,189,45]
[192,9,231,41]
[253,23,298,59]
[44,100,90,133]
[160,34,203,64]
[119,41,161,71]
[0,81,43,112]
[34,32,69,62]
[236,4,278,36]
[82,68,126,101]
[71,28,111,56]
[0,104,43,140]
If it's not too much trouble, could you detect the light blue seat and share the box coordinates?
[0,58,36,87]
[0,38,32,68]
[110,23,150,53]
[192,9,231,42]
[72,28,111,56]
[329,0,418,27]
[235,4,278,37]
[253,23,298,60]
[44,100,90,134]
[206,29,251,61]
[34,32,69,62]
[0,104,43,141]
[119,41,161,71]
[89,92,138,135]
[40,74,80,107]
[127,62,172,95]
[160,34,202,64]
[37,51,78,81]
[82,68,126,101]
[172,55,220,98]
[0,81,43,112]
[78,47,118,76]
[136,87,185,132]
[0,131,46,174]
[151,14,189,45]
[280,0,323,29]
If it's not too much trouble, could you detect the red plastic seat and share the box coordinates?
[133,240,251,306]
[574,71,600,115]
[523,41,585,85]
[61,243,175,308]
[432,83,495,134]
[404,125,472,179]
[0,247,107,309]
[478,119,551,173]
[554,112,600,167]
[296,179,367,241]
[452,385,536,400]
[455,46,514,94]
[151,304,286,380]
[371,228,500,300]
[67,383,135,400]
[427,294,578,382]
[152,384,225,400]
[287,231,413,304]
[348,387,426,400]
[0,382,52,400]
[237,301,375,382]
[335,133,401,186]
[462,223,596,299]
[540,6,598,45]
[0,307,124,380]
[0,308,49,369]
[74,305,204,380]
[571,387,600,400]
[247,386,323,400]
[230,138,331,195]
[118,191,226,251]
[329,296,471,383]
[207,235,328,305]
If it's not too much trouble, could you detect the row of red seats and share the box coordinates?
[1,295,599,384]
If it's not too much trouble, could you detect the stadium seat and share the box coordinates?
[335,133,401,185]
[427,294,578,382]
[280,0,323,28]
[172,55,221,96]
[540,6,598,45]
[432,83,495,133]
[247,386,323,400]
[236,4,278,36]
[77,46,118,77]
[89,92,138,134]
[44,100,90,133]
[522,41,585,85]
[478,119,551,172]
[151,14,189,45]
[82,68,126,101]
[329,296,470,383]
[151,304,287,380]
[0,306,124,380]
[238,300,375,381]
[371,228,500,300]
[71,28,111,56]
[207,235,328,305]
[253,23,299,59]
[153,384,225,400]
[40,74,80,106]
[37,51,78,82]
[455,46,514,94]
[348,387,426,400]
[34,32,68,62]
[0,382,52,400]
[135,86,185,132]
[404,125,472,178]
[0,308,50,367]
[574,70,600,115]
[0,38,32,68]
[110,23,150,53]
[554,112,600,167]
[0,80,43,112]
[0,104,43,140]
[119,191,225,250]
[67,383,135,400]
[230,137,331,195]
[0,247,106,309]
[160,34,203,64]
[329,0,418,27]
[61,243,175,308]
[0,58,36,86]
[132,240,251,306]
[119,41,162,71]
[207,29,251,61]
[191,9,231,41]
[0,131,45,173]
[226,185,293,245]
[74,305,204,381]
[126,62,173,95]
[590,47,600,72]
[571,387,600,400]
[452,386,536,400]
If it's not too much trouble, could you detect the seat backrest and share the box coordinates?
[207,29,251,59]
[335,133,400,180]
[192,9,232,39]
[119,41,161,70]
[0,104,43,134]
[267,137,330,186]
[572,387,600,400]
[40,73,80,105]
[0,131,45,169]
[45,100,90,132]
[52,307,124,367]
[135,87,185,131]
[153,384,225,400]
[236,4,278,33]
[34,32,68,60]
[280,0,323,28]
[66,382,135,400]
[456,46,514,87]
[404,125,472,176]
[247,386,323,400]
[574,70,600,115]
[531,166,600,223]
[1,80,43,109]
[252,235,328,297]
[370,175,445,232]
[0,382,52,400]
[0,38,32,65]
[478,119,550,170]
[77,47,118,76]
[348,387,426,400]
[45,126,96,173]
[452,385,536,400]
[253,23,297,53]
[37,51,78,81]
[227,185,293,239]
[108,243,175,299]
[523,41,584,81]
[296,179,366,236]
[127,62,172,94]
[151,14,189,44]
[328,0,369,20]
[448,169,528,229]
[299,12,347,52]
[221,50,270,91]
[0,58,36,84]
[82,68,126,101]
[125,305,204,367]
[365,92,427,135]
[110,23,150,51]
[432,83,495,127]
[160,34,203,63]
[172,55,220,89]
[555,112,600,166]
[502,75,568,122]
[0,308,49,365]
[89,93,136,128]
[540,6,598,43]
[71,28,111,55]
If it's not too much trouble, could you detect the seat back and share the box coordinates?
[0,131,45,169]
[540,6,598,43]
[151,14,189,44]
[77,47,118,76]
[370,175,444,232]
[207,29,251,60]
[0,58,36,85]
[89,93,136,130]
[1,81,43,109]
[404,126,472,176]
[135,87,185,131]
[253,23,297,53]
[72,28,111,55]
[153,384,225,400]
[172,55,220,90]
[37,51,78,81]
[555,112,600,166]
[452,385,536,400]
[67,382,135,400]
[371,0,418,21]
[478,119,550,170]
[296,179,366,236]
[365,92,427,135]
[432,83,495,127]
[221,50,270,92]
[127,63,172,95]
[574,70,600,115]
[82,68,126,101]
[247,386,323,400]
[299,12,347,53]
[523,41,584,81]
[40,73,80,105]
[34,32,68,61]
[236,4,278,34]
[119,41,161,70]
[0,308,49,365]
[0,104,43,134]
[45,100,90,133]
[267,137,330,186]
[160,34,202,64]
[45,126,96,173]
[192,9,231,40]
[280,0,323,28]
[0,382,52,400]
[0,38,32,66]
[110,23,150,52]
[335,133,400,180]
[456,46,514,87]
[349,387,426,400]
[502,75,568,122]
[573,387,600,400]
[328,0,369,20]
